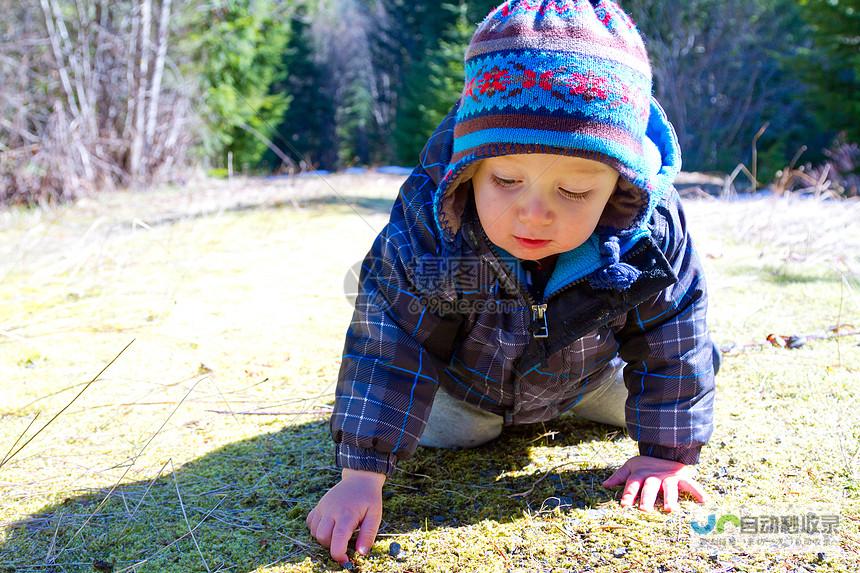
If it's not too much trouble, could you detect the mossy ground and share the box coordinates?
[0,176,858,572]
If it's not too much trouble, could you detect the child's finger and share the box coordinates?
[315,516,336,548]
[637,476,661,511]
[355,503,383,555]
[619,477,641,507]
[307,510,322,538]
[306,507,318,532]
[601,464,630,488]
[329,516,359,565]
[661,477,680,512]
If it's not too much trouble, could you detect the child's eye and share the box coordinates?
[491,175,518,188]
[559,188,590,202]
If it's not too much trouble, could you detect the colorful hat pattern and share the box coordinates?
[432,0,682,291]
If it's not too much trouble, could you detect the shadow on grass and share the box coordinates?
[0,414,623,572]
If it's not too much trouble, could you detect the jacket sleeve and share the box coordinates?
[329,164,463,476]
[614,187,716,465]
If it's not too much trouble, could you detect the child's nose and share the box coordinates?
[516,189,553,227]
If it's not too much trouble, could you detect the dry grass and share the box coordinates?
[0,174,858,572]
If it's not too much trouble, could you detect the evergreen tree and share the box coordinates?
[335,81,373,167]
[466,0,502,25]
[263,4,335,172]
[796,0,860,145]
[393,2,473,165]
[391,1,502,165]
[372,0,461,166]
[306,0,375,169]
[186,0,293,170]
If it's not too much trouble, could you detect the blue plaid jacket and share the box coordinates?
[330,106,716,476]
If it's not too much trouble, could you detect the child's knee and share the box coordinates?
[419,388,503,449]
[419,424,502,449]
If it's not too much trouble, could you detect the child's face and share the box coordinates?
[472,154,620,260]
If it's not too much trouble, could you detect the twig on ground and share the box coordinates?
[205,377,304,519]
[274,530,316,551]
[55,373,209,557]
[0,338,134,470]
[723,328,860,355]
[0,412,40,468]
[509,462,582,499]
[0,328,26,341]
[169,458,211,572]
[115,495,227,572]
[488,537,511,569]
[836,274,845,366]
[204,409,332,416]
[528,431,561,443]
[44,512,62,566]
[393,468,433,480]
[109,458,172,547]
[553,522,576,540]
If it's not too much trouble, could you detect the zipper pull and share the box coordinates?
[530,303,549,338]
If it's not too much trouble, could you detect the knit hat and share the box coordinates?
[431,0,682,291]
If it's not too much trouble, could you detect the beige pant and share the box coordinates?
[418,358,627,449]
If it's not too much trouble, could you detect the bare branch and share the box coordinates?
[129,0,152,180]
[145,0,171,147]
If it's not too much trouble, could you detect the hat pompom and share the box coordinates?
[599,235,621,260]
[589,236,640,291]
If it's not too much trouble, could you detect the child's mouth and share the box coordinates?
[514,236,551,249]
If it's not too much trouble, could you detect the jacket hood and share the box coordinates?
[429,94,682,250]
[418,94,682,293]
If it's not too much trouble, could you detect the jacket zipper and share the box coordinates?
[462,217,657,425]
[472,222,589,341]
[465,219,605,422]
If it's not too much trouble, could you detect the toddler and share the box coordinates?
[308,0,719,564]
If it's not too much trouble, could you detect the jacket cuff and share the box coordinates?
[335,442,398,476]
[638,442,702,465]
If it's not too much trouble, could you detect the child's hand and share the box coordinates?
[601,455,708,513]
[306,468,387,564]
